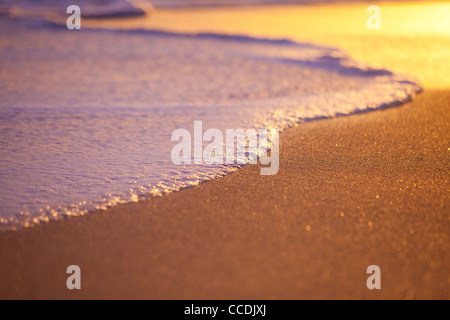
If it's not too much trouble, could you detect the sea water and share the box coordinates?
[0,0,421,230]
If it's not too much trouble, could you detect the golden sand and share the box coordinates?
[1,2,448,299]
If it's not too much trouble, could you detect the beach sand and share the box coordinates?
[0,89,448,299]
[1,2,449,299]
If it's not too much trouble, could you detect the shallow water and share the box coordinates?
[0,4,421,230]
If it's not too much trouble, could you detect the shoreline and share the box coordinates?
[0,4,428,232]
[0,85,422,234]
[1,89,448,299]
[1,1,448,299]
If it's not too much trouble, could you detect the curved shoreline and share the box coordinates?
[0,16,421,231]
[1,89,448,299]
[0,1,448,299]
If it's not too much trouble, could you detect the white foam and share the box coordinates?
[0,18,421,231]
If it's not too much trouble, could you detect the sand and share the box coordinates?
[0,89,448,299]
[1,2,449,299]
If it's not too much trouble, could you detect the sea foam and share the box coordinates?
[0,17,421,231]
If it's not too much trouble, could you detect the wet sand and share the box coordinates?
[0,89,448,299]
[1,2,449,299]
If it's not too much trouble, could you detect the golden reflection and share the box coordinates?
[85,1,450,89]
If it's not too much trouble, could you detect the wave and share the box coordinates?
[0,17,422,231]
[0,0,397,18]
[0,0,151,19]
